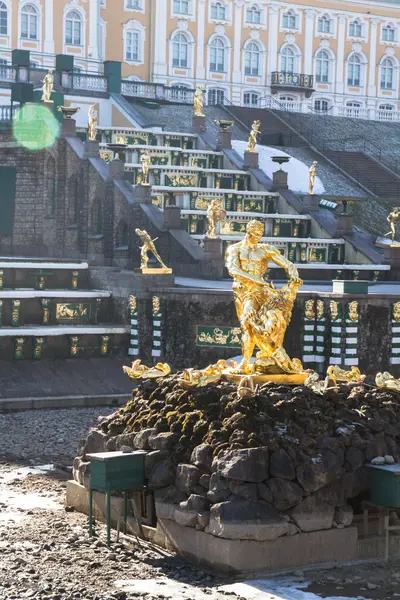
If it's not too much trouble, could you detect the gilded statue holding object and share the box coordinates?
[41,69,54,103]
[135,228,172,274]
[384,207,400,245]
[206,199,226,238]
[193,86,205,117]
[308,161,318,195]
[88,104,98,141]
[225,219,307,383]
[140,151,151,186]
[246,120,261,153]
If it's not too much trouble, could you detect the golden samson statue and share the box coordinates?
[225,219,307,383]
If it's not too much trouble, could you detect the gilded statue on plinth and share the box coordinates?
[384,207,400,245]
[135,228,172,274]
[140,151,151,186]
[206,199,226,238]
[225,219,307,383]
[41,69,54,103]
[88,104,98,141]
[246,120,261,153]
[193,86,205,117]
[308,161,318,195]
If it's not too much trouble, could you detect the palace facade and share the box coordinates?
[1,0,400,117]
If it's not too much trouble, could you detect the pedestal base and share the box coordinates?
[83,140,100,159]
[223,371,309,385]
[300,194,319,213]
[192,115,206,133]
[335,214,353,236]
[134,268,172,275]
[271,170,288,191]
[243,151,259,169]
[216,131,232,151]
[60,118,77,139]
[135,184,152,204]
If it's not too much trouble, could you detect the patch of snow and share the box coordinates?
[232,140,325,195]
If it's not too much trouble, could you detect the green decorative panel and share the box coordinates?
[12,300,21,327]
[188,214,206,234]
[14,337,25,360]
[127,135,148,145]
[196,326,242,348]
[220,220,247,235]
[152,194,163,208]
[0,167,16,235]
[33,337,44,360]
[191,158,207,169]
[104,60,121,93]
[12,49,30,67]
[42,299,50,324]
[101,335,110,356]
[11,82,34,104]
[328,244,341,264]
[150,155,169,166]
[308,247,327,263]
[56,302,91,322]
[242,198,264,213]
[56,54,74,72]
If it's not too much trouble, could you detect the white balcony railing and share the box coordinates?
[0,65,16,83]
[71,73,107,92]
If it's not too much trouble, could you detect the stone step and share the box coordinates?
[0,260,89,291]
[0,325,128,336]
[0,289,110,298]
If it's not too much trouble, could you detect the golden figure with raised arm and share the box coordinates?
[225,220,304,378]
[193,86,205,117]
[41,69,54,103]
[135,228,171,273]
[88,104,98,141]
[384,207,400,245]
[246,120,261,153]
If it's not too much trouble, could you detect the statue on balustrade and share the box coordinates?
[193,86,205,117]
[135,228,171,274]
[385,207,400,245]
[88,104,98,141]
[206,199,226,238]
[246,120,261,153]
[41,69,54,103]
[140,151,151,186]
[308,161,318,195]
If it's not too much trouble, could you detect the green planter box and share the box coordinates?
[367,464,400,507]
[87,451,146,492]
[332,280,368,294]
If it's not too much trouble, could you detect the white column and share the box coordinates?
[232,0,243,83]
[196,0,206,80]
[304,10,315,75]
[336,15,346,95]
[153,0,168,78]
[368,18,380,98]
[88,0,100,61]
[43,0,54,55]
[267,4,279,85]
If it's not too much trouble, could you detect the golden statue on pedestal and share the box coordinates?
[135,228,172,274]
[140,151,151,186]
[193,86,205,117]
[206,199,226,238]
[225,219,307,383]
[246,120,261,153]
[88,104,98,141]
[384,207,400,245]
[41,69,54,103]
[308,161,318,195]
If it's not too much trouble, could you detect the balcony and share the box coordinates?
[271,71,314,98]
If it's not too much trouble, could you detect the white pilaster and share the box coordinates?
[154,0,168,78]
[44,0,54,55]
[267,4,279,84]
[232,0,244,83]
[304,10,315,75]
[88,0,100,61]
[368,18,380,97]
[336,15,346,95]
[196,0,206,80]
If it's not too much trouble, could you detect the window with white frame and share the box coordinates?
[280,46,296,73]
[314,99,329,113]
[173,0,189,15]
[127,0,141,7]
[347,54,361,86]
[318,15,331,34]
[383,25,395,42]
[316,50,329,83]
[126,30,140,61]
[381,57,394,89]
[246,5,261,25]
[244,92,260,107]
[210,37,225,72]
[21,4,38,40]
[0,2,7,36]
[65,10,82,46]
[349,20,362,37]
[211,2,226,20]
[282,10,297,30]
[172,32,188,68]
[379,103,394,112]
[208,89,225,105]
[244,42,260,76]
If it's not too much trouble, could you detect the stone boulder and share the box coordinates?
[267,478,303,511]
[175,464,201,494]
[83,429,108,455]
[257,483,273,504]
[207,499,292,541]
[289,490,335,532]
[145,450,167,478]
[190,444,213,471]
[296,450,343,493]
[216,447,269,483]
[334,505,354,527]
[228,481,258,502]
[149,432,179,451]
[148,460,176,489]
[270,448,295,480]
[134,428,157,450]
[179,494,209,513]
[345,447,364,472]
[207,472,230,503]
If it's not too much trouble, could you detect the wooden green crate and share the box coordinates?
[87,451,146,492]
[366,464,400,507]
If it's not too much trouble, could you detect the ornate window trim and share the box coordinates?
[123,19,146,66]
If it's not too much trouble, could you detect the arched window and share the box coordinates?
[383,25,395,42]
[172,33,188,68]
[126,31,140,61]
[381,57,394,89]
[280,46,295,73]
[318,15,331,34]
[244,42,260,76]
[349,20,362,37]
[316,50,330,83]
[244,92,260,107]
[92,199,103,235]
[378,104,395,121]
[347,54,361,86]
[116,221,129,247]
[211,2,226,20]
[314,99,329,113]
[208,89,225,105]
[283,10,296,29]
[0,2,8,35]
[65,10,82,46]
[210,38,225,72]
[45,156,56,216]
[246,5,261,25]
[68,176,79,225]
[21,4,38,40]
[346,101,362,118]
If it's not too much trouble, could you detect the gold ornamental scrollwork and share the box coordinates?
[304,299,315,320]
[317,300,325,320]
[330,300,340,321]
[348,301,359,322]
[152,296,161,316]
[393,302,400,322]
[129,296,137,313]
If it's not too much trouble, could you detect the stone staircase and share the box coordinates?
[0,258,129,360]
